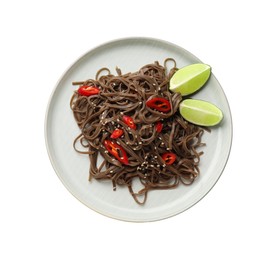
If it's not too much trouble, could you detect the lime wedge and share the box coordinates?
[170,63,211,96]
[179,99,223,126]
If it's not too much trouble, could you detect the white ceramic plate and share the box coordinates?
[45,37,232,222]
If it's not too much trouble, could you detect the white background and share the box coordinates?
[1,0,276,259]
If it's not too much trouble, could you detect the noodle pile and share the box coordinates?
[70,59,206,204]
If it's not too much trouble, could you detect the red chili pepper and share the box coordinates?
[110,129,124,139]
[146,97,171,112]
[155,121,163,133]
[162,152,176,165]
[104,140,129,165]
[78,85,100,96]
[122,115,136,130]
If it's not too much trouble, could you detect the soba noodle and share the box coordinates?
[70,59,206,204]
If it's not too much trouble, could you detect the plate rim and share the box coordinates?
[44,36,233,222]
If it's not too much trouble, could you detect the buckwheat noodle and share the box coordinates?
[70,59,206,205]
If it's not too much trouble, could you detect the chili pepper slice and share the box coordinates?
[104,140,129,165]
[110,129,124,139]
[146,97,171,112]
[122,115,136,130]
[155,121,163,133]
[78,85,100,96]
[162,152,176,165]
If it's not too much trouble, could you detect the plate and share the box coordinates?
[45,37,232,222]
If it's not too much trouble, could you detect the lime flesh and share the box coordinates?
[170,63,211,96]
[179,99,223,126]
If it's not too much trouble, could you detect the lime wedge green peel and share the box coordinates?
[170,63,211,96]
[179,99,223,126]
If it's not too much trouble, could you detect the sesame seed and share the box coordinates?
[116,118,120,122]
[139,142,142,145]
[110,170,114,173]
[139,101,142,104]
